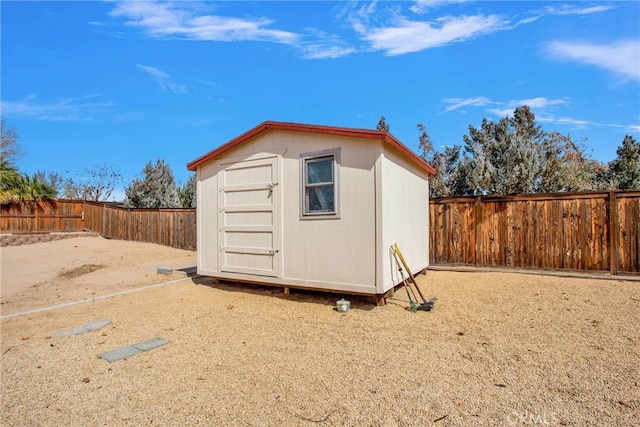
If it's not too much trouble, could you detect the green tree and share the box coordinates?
[33,170,67,198]
[460,106,546,195]
[125,159,179,208]
[539,134,607,192]
[14,175,57,203]
[455,105,600,196]
[0,158,24,204]
[428,145,463,197]
[609,135,640,189]
[417,123,433,159]
[376,116,390,132]
[178,173,197,208]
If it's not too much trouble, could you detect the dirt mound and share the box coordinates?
[57,264,105,279]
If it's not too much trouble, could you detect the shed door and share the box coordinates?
[218,156,280,277]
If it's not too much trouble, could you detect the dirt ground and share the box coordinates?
[1,237,639,426]
[0,236,196,315]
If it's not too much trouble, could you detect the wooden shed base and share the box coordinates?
[203,268,429,308]
[206,275,390,307]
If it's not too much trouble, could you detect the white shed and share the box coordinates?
[187,121,435,301]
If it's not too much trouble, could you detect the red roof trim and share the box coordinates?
[187,121,436,175]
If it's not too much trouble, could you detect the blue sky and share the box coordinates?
[2,1,639,200]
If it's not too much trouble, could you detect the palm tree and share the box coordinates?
[0,158,23,204]
[0,159,56,205]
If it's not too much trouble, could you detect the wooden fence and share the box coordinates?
[2,191,639,274]
[100,205,196,250]
[0,201,84,233]
[429,191,640,274]
[1,200,196,250]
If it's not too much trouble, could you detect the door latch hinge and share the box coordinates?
[267,182,278,196]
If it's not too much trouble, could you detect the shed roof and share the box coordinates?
[187,121,436,175]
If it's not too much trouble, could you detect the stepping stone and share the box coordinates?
[85,319,112,331]
[99,338,169,363]
[157,267,173,275]
[99,346,143,363]
[54,319,112,337]
[132,338,169,351]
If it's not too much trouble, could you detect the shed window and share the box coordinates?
[301,149,340,218]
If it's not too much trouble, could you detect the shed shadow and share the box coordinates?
[193,277,378,311]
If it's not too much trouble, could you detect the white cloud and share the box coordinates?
[345,1,379,32]
[554,117,594,127]
[137,64,188,94]
[301,44,356,60]
[0,94,114,121]
[510,4,613,31]
[540,115,640,133]
[505,97,570,110]
[485,107,514,118]
[546,39,640,81]
[487,98,569,118]
[541,4,615,16]
[410,0,470,15]
[442,96,491,112]
[110,1,298,44]
[443,96,569,114]
[515,16,540,25]
[626,124,640,133]
[299,29,356,59]
[361,14,507,55]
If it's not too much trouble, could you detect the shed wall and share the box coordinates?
[196,162,219,273]
[196,129,379,293]
[380,146,430,293]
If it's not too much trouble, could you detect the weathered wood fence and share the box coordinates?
[0,201,196,250]
[1,201,86,233]
[2,191,639,274]
[430,191,640,275]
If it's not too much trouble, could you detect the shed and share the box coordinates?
[187,121,435,300]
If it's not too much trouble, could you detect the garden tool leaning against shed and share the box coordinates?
[391,244,437,312]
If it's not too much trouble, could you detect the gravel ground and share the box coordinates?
[1,237,639,426]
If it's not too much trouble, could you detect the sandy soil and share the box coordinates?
[1,237,639,426]
[1,236,195,315]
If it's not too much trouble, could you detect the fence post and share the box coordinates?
[102,203,108,237]
[609,191,619,275]
[34,202,40,232]
[475,196,481,266]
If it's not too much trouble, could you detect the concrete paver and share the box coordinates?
[99,346,143,363]
[99,338,169,363]
[54,319,112,337]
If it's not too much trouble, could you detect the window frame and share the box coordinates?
[299,148,341,219]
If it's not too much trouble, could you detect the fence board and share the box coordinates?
[618,194,640,272]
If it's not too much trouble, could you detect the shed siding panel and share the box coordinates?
[196,162,219,274]
[381,147,430,292]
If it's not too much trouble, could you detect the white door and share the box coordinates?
[218,156,280,277]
